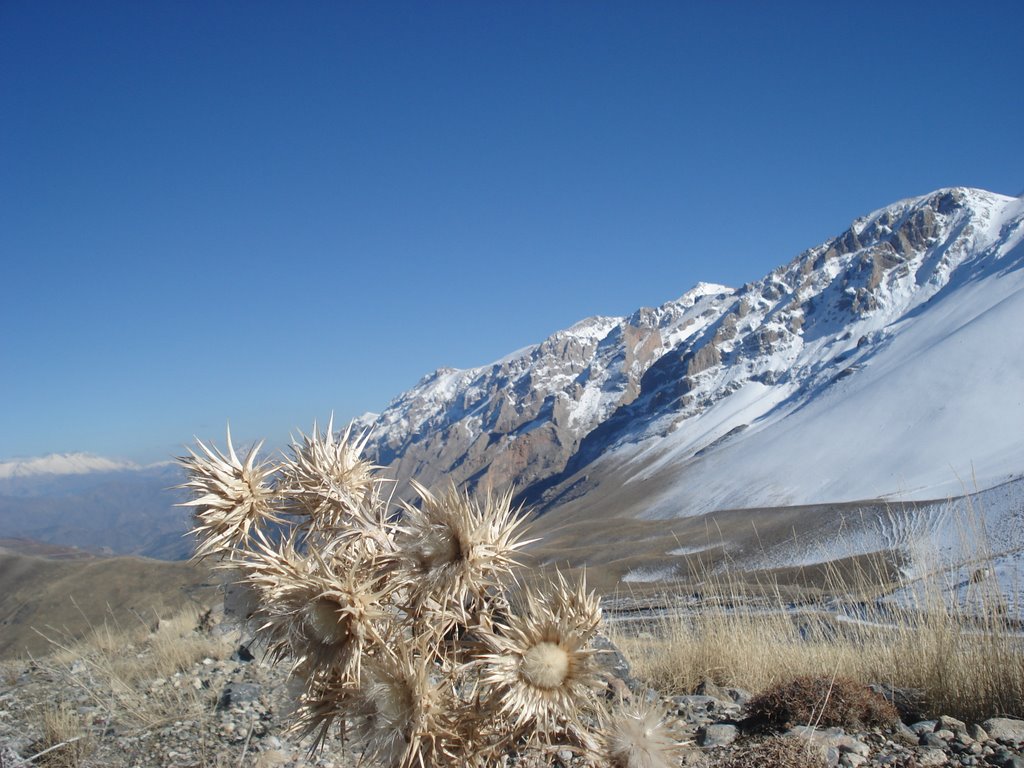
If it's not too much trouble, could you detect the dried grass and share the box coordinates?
[710,736,827,768]
[38,605,232,731]
[31,702,94,768]
[607,509,1024,723]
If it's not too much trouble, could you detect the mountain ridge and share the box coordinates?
[362,186,1024,518]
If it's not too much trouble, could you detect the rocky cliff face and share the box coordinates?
[362,187,1024,511]
[365,284,736,496]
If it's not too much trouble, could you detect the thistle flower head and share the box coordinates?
[473,573,604,747]
[177,426,279,560]
[394,481,532,625]
[603,705,684,768]
[278,416,383,529]
[349,643,459,768]
[244,536,389,682]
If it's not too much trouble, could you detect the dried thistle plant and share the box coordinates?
[243,536,390,683]
[473,575,605,750]
[179,418,686,766]
[279,417,381,525]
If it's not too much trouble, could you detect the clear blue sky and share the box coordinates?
[2,1,1022,463]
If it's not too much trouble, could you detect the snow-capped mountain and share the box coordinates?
[0,452,141,479]
[364,187,1024,521]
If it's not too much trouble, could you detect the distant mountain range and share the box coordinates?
[0,452,148,481]
[3,187,1022,580]
[0,457,192,559]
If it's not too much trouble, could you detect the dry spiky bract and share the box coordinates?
[347,644,463,768]
[181,418,671,766]
[243,537,389,682]
[177,427,279,560]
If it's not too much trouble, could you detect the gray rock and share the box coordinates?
[785,726,868,767]
[697,724,738,748]
[915,749,948,766]
[1000,756,1024,768]
[217,682,262,710]
[0,745,25,768]
[984,718,1024,746]
[920,732,947,749]
[968,723,989,741]
[870,683,928,723]
[992,749,1024,768]
[592,634,639,694]
[675,694,722,714]
[937,715,968,735]
[892,721,920,747]
[912,720,939,735]
[694,678,732,704]
[725,686,752,707]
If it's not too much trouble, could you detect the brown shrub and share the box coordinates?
[744,675,898,731]
[711,736,827,768]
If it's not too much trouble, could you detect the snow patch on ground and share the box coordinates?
[622,566,677,583]
[667,543,719,556]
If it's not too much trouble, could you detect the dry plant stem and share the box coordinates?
[238,714,256,768]
[23,736,86,764]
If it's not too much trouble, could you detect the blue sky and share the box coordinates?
[2,1,1022,463]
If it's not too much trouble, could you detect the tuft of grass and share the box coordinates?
[32,702,94,768]
[743,675,898,731]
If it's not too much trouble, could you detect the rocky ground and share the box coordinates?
[1,618,1022,768]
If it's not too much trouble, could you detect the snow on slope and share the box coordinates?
[364,283,737,495]
[591,188,1024,516]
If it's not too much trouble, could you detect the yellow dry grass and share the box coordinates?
[38,605,233,730]
[34,702,94,768]
[608,551,1024,723]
